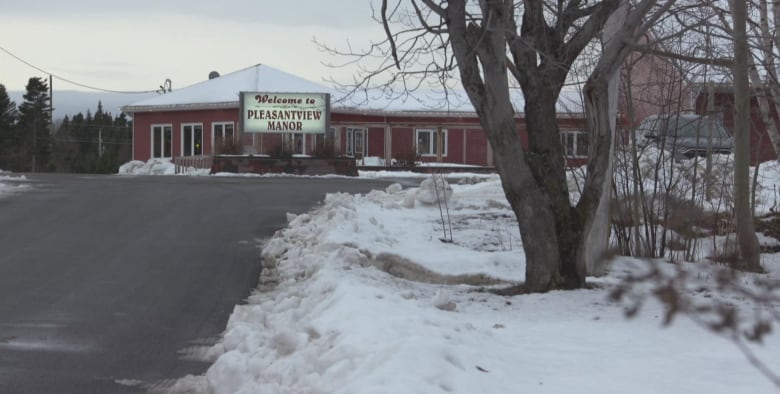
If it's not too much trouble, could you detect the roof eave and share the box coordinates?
[121,101,239,114]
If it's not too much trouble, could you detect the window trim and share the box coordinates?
[415,128,448,157]
[151,124,172,159]
[560,129,589,159]
[211,121,235,154]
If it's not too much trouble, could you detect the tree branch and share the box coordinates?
[381,0,401,69]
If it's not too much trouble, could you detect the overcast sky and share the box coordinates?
[0,1,383,93]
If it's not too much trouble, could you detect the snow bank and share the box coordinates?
[203,174,780,394]
[117,159,210,176]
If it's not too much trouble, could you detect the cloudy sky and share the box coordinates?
[0,1,384,93]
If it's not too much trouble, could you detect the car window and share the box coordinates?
[637,115,730,140]
[673,117,729,138]
[638,118,660,137]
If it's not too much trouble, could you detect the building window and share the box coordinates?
[182,123,204,156]
[292,133,304,154]
[561,130,589,158]
[151,124,172,158]
[346,127,367,157]
[416,128,447,156]
[212,122,235,154]
[314,127,335,148]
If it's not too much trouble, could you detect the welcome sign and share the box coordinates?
[241,92,330,133]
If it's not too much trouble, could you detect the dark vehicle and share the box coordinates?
[637,113,734,159]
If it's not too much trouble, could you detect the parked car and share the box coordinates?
[637,113,734,159]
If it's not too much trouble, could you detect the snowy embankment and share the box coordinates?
[193,173,780,394]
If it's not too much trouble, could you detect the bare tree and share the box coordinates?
[732,0,763,271]
[327,0,675,292]
[580,0,672,275]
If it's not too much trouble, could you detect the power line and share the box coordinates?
[0,44,160,94]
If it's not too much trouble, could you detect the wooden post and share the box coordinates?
[436,126,443,163]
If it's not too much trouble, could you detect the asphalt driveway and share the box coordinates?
[0,173,389,393]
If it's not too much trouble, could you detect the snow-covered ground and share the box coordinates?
[7,156,780,393]
[180,170,779,394]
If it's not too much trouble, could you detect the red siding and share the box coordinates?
[133,108,239,160]
[391,127,415,159]
[695,91,779,163]
[132,107,589,167]
[465,129,488,165]
[367,127,385,157]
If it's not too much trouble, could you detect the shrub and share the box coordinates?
[393,147,419,167]
[215,136,243,155]
[311,139,337,159]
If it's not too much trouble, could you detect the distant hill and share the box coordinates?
[8,90,157,121]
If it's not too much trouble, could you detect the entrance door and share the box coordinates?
[346,127,367,158]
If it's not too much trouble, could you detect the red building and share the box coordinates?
[122,64,589,167]
[693,83,780,163]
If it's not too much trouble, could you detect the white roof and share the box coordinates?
[122,64,585,116]
[122,64,335,113]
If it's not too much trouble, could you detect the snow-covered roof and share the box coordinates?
[122,64,335,113]
[122,64,585,116]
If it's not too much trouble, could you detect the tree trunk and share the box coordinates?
[443,0,569,292]
[524,91,584,289]
[579,2,626,276]
[487,113,565,292]
[473,60,567,292]
[732,0,762,271]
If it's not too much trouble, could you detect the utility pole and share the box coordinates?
[32,115,37,173]
[49,74,53,133]
[98,128,104,157]
[436,126,443,163]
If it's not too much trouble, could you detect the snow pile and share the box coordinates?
[118,159,175,175]
[117,158,210,176]
[0,171,30,196]
[414,176,453,205]
[202,175,780,394]
[358,156,386,167]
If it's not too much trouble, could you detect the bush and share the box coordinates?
[270,142,294,159]
[311,139,337,159]
[215,136,243,155]
[393,147,419,167]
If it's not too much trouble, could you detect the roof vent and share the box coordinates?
[208,71,220,80]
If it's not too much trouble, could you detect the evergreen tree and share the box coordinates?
[0,84,17,170]
[52,102,132,174]
[16,77,52,172]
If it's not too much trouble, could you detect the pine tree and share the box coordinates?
[0,84,17,170]
[16,77,52,172]
[51,102,132,173]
